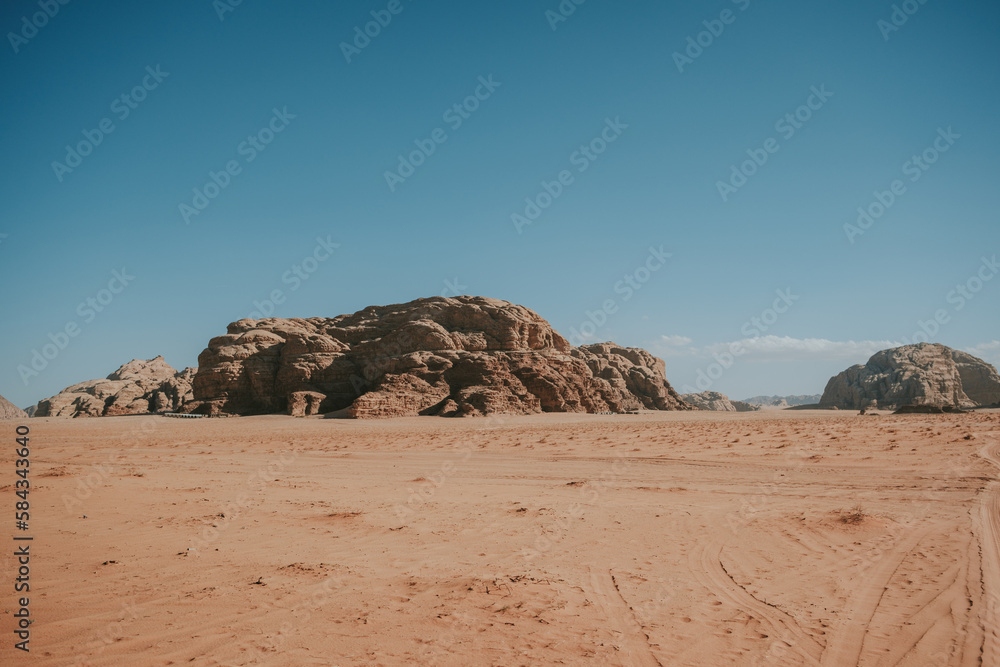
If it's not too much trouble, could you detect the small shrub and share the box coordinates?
[840,504,867,524]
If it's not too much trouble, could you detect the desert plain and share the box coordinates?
[2,409,999,666]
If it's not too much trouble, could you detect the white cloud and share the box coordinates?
[654,335,902,363]
[706,336,902,362]
[966,340,1000,353]
[964,341,1000,365]
[660,334,693,346]
[657,335,696,357]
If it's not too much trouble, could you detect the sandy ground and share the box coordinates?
[1,409,998,666]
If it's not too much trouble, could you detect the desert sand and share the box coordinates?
[2,410,999,666]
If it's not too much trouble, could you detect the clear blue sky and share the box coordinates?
[2,0,998,408]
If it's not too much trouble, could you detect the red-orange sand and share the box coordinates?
[2,409,998,666]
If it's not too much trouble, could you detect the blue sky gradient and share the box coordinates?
[2,0,998,408]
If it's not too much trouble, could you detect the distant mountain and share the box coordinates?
[742,394,822,408]
[0,394,28,420]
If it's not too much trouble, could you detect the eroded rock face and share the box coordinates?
[34,357,196,417]
[681,391,760,412]
[288,391,328,417]
[819,343,1000,410]
[0,394,27,420]
[951,350,1000,407]
[187,296,691,418]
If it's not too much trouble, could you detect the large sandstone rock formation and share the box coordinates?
[681,391,760,412]
[819,343,1000,410]
[34,357,196,418]
[186,296,691,418]
[0,394,28,420]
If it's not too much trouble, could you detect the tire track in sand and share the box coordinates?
[975,440,1000,666]
[692,540,824,665]
[878,561,964,665]
[819,524,934,666]
[587,567,663,666]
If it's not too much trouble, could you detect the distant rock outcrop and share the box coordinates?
[186,296,691,418]
[0,394,28,420]
[820,343,1000,410]
[743,394,821,408]
[681,391,760,412]
[34,357,196,418]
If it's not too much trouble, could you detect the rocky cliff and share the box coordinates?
[681,391,760,412]
[819,343,1000,410]
[0,394,27,420]
[951,349,1000,407]
[34,356,196,418]
[186,296,691,418]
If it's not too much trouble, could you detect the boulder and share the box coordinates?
[187,296,691,419]
[681,391,760,412]
[820,343,1000,410]
[33,357,196,418]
